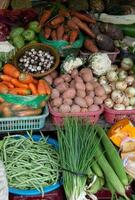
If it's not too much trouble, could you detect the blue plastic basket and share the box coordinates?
[0,106,49,132]
[9,134,62,196]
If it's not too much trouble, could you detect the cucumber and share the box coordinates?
[117,24,135,37]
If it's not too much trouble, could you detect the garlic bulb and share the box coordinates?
[115,81,127,91]
[104,98,114,108]
[111,90,125,104]
[103,84,112,94]
[99,76,108,85]
[106,71,118,82]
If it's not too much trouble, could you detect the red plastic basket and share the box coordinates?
[49,104,104,125]
[104,106,135,124]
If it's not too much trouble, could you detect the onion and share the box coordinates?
[104,98,114,108]
[113,104,125,110]
[130,97,135,106]
[126,106,133,110]
[111,64,118,71]
[125,87,135,97]
[111,90,125,104]
[121,57,134,71]
[115,81,127,91]
[103,84,112,94]
[118,70,128,81]
[123,96,130,106]
[106,71,118,82]
[99,76,108,85]
[125,76,134,86]
[110,82,116,90]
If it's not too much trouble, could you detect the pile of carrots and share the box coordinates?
[0,64,51,96]
[40,8,96,44]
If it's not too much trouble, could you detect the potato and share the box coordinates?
[94,96,103,105]
[75,76,83,83]
[88,105,100,112]
[62,74,72,82]
[75,82,85,90]
[44,75,53,85]
[86,82,94,91]
[70,80,75,88]
[80,68,92,75]
[52,107,59,112]
[63,88,76,99]
[71,69,78,78]
[74,97,87,108]
[87,91,95,98]
[92,81,100,88]
[59,104,71,113]
[52,97,63,107]
[57,83,68,93]
[54,77,64,86]
[85,96,93,106]
[81,73,93,82]
[51,89,60,99]
[81,108,88,112]
[71,105,81,112]
[50,70,58,79]
[95,86,105,97]
[101,94,107,101]
[77,90,86,98]
[63,98,73,106]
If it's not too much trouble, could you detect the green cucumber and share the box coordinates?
[117,24,135,37]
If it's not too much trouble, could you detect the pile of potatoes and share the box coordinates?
[45,68,107,113]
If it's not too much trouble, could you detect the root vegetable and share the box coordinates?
[84,39,98,53]
[88,105,100,111]
[54,77,64,86]
[92,81,100,88]
[126,106,133,110]
[51,16,65,26]
[110,82,116,90]
[70,80,75,88]
[94,96,103,105]
[50,71,58,79]
[71,105,81,112]
[69,30,79,44]
[63,88,76,99]
[125,87,135,97]
[67,19,79,30]
[130,97,135,106]
[95,86,105,97]
[118,70,128,81]
[104,98,114,108]
[121,58,133,71]
[81,72,93,82]
[63,99,73,106]
[71,69,78,78]
[111,90,125,104]
[75,82,85,90]
[81,108,88,112]
[71,12,96,24]
[86,82,94,91]
[85,96,93,106]
[44,27,52,39]
[123,96,130,106]
[44,75,53,85]
[57,83,68,93]
[87,91,95,98]
[113,104,125,110]
[59,104,71,113]
[51,89,60,99]
[106,71,118,82]
[75,76,83,83]
[57,24,65,40]
[52,107,59,112]
[77,90,86,98]
[101,94,107,101]
[62,74,72,82]
[103,84,112,95]
[115,81,127,91]
[74,97,87,107]
[111,64,119,71]
[126,76,134,86]
[52,97,62,107]
[51,30,57,40]
[99,76,108,85]
[80,68,92,75]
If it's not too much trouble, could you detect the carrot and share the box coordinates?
[0,97,4,103]
[51,16,65,26]
[19,73,38,84]
[44,26,52,39]
[11,79,29,89]
[3,107,12,117]
[69,30,79,43]
[9,88,31,96]
[58,8,70,18]
[40,100,46,107]
[16,108,42,117]
[67,19,79,30]
[84,39,99,53]
[3,64,20,79]
[2,81,14,89]
[39,9,52,26]
[51,30,57,40]
[38,80,51,95]
[11,104,29,111]
[71,11,96,24]
[63,34,69,41]
[72,17,96,38]
[9,89,17,95]
[29,83,38,95]
[0,74,12,82]
[57,24,65,40]
[0,84,8,94]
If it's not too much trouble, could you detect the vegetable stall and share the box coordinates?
[1,0,135,199]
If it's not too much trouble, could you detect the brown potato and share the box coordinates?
[70,80,75,88]
[88,105,100,112]
[86,82,94,91]
[81,108,88,112]
[44,75,53,85]
[80,68,92,75]
[52,97,63,107]
[75,82,85,90]
[74,97,88,108]
[95,86,105,97]
[61,74,72,82]
[71,104,81,112]
[91,81,100,88]
[59,104,71,113]
[50,70,58,79]
[77,90,86,98]
[63,98,73,106]
[71,69,78,78]
[63,88,76,99]
[85,96,93,106]
[52,107,59,112]
[57,83,68,93]
[87,91,95,98]
[81,73,93,82]
[74,76,83,83]
[94,96,103,105]
[54,77,64,86]
[51,89,60,99]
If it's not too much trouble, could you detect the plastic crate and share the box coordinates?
[104,106,135,124]
[0,106,49,132]
[49,104,104,125]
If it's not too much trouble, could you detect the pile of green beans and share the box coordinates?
[0,134,60,193]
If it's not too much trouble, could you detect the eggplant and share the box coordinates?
[96,34,115,52]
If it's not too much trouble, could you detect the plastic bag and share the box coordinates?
[0,161,8,200]
[0,94,49,117]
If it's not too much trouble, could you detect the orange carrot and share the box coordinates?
[84,39,99,53]
[2,81,14,89]
[0,84,8,94]
[58,8,70,18]
[71,11,96,24]
[40,9,52,26]
[44,26,52,39]
[51,16,65,26]
[11,79,29,89]
[16,109,42,117]
[9,88,31,96]
[3,64,20,79]
[0,97,4,103]
[8,89,18,95]
[67,19,79,30]
[38,80,51,95]
[51,30,57,40]
[69,30,79,43]
[57,24,65,40]
[19,73,38,84]
[72,17,95,38]
[29,83,38,95]
[63,34,69,41]
[11,104,29,111]
[0,74,12,82]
